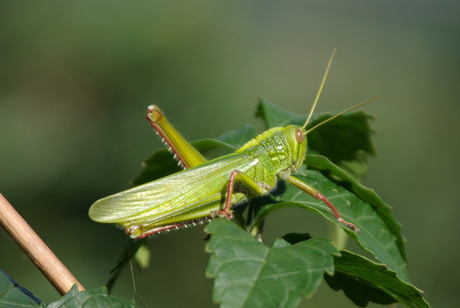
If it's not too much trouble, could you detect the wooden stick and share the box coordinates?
[0,193,84,295]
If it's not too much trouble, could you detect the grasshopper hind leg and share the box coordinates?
[126,217,212,239]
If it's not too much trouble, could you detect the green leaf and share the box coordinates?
[256,98,308,128]
[0,274,137,308]
[325,251,430,308]
[306,154,406,261]
[47,285,137,308]
[216,124,258,149]
[250,166,410,283]
[0,270,40,307]
[205,218,339,308]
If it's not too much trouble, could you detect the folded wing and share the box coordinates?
[89,153,259,226]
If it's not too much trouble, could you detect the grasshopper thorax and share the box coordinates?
[236,125,307,175]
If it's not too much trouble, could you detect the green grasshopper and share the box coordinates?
[89,54,373,239]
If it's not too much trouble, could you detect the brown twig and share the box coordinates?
[0,193,84,295]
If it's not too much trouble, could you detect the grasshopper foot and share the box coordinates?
[210,209,234,220]
[338,218,361,233]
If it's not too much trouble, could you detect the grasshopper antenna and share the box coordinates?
[303,48,336,130]
[304,98,379,135]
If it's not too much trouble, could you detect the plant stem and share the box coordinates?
[0,193,84,295]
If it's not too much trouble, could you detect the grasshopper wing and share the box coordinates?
[89,153,259,228]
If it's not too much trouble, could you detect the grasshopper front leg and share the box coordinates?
[286,175,360,233]
[219,170,270,217]
[209,169,272,240]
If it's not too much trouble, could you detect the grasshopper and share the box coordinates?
[89,53,373,239]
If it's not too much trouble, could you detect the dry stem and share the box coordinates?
[0,193,84,295]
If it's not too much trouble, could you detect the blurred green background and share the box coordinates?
[1,1,459,307]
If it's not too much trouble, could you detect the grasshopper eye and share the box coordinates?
[295,128,304,144]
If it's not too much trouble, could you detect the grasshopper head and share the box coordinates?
[285,125,307,171]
